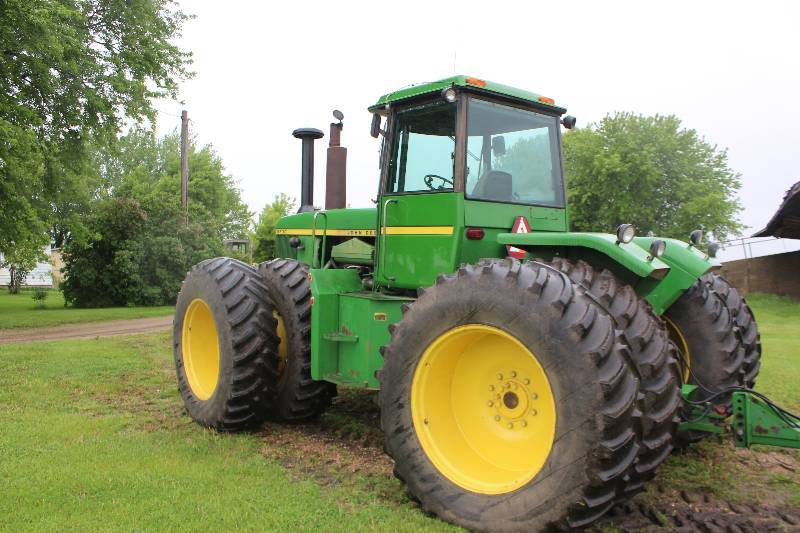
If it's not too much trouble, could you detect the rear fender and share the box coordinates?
[497,232,670,278]
[496,232,720,314]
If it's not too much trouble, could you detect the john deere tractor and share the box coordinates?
[173,76,776,530]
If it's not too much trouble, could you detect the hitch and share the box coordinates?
[679,385,800,449]
[731,391,800,448]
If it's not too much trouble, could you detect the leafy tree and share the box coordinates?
[253,194,296,263]
[0,0,191,265]
[110,128,253,238]
[61,129,250,307]
[563,113,743,241]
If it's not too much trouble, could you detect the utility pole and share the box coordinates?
[180,110,189,215]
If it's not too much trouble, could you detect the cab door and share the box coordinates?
[376,98,464,289]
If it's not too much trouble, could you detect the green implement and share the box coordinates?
[732,391,800,448]
[679,385,800,449]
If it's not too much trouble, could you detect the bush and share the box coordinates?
[31,287,49,308]
[61,197,225,307]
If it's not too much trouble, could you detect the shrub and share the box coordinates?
[61,197,225,307]
[31,287,49,308]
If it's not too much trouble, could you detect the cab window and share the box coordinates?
[386,101,456,194]
[465,98,564,207]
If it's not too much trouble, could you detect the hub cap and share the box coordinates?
[181,298,220,400]
[410,324,556,494]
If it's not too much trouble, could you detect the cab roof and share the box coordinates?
[368,75,567,114]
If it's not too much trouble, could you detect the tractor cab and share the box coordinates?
[369,76,573,289]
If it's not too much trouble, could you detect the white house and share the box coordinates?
[0,245,55,287]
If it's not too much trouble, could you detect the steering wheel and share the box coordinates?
[424,174,454,190]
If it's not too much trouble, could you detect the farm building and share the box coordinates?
[0,245,57,288]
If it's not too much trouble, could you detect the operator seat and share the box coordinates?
[471,170,513,202]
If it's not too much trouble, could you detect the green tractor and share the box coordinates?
[174,76,766,530]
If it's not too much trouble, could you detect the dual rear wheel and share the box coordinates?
[174,257,332,430]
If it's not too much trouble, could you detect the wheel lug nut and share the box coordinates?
[488,385,495,391]
[494,415,501,421]
[530,409,538,416]
[510,371,517,378]
[487,401,494,407]
[523,378,530,385]
[497,373,503,380]
[521,420,528,427]
[531,392,538,400]
[507,422,514,429]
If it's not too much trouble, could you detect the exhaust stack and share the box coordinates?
[292,127,324,213]
[325,110,347,210]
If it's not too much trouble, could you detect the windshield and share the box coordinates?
[465,98,564,207]
[386,100,456,194]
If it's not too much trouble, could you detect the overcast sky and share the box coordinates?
[155,0,799,249]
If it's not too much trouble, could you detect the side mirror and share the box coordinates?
[370,114,382,138]
[561,115,577,129]
[491,136,506,157]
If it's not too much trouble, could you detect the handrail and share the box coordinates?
[311,211,328,269]
[380,198,398,284]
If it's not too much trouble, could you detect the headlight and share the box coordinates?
[689,229,703,246]
[442,87,457,103]
[616,224,636,244]
[649,239,666,259]
[708,242,720,258]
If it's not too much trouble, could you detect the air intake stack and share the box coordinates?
[292,127,324,213]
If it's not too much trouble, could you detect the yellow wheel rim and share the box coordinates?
[664,316,691,383]
[411,324,556,495]
[181,299,221,400]
[274,310,288,376]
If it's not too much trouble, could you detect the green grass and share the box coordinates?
[0,292,797,530]
[0,333,451,531]
[746,293,800,410]
[0,291,173,330]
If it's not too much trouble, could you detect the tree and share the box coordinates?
[109,128,253,238]
[563,113,743,241]
[252,194,296,263]
[61,129,251,307]
[0,0,191,264]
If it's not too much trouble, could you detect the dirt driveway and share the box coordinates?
[0,316,172,345]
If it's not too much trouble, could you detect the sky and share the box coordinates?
[154,0,800,259]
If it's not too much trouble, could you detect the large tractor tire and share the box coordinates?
[664,277,745,443]
[174,257,277,431]
[549,258,681,497]
[702,273,761,387]
[379,259,640,531]
[258,258,335,421]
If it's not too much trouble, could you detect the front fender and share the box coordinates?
[631,237,721,313]
[632,237,721,278]
[497,231,671,279]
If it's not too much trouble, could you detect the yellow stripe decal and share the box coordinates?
[385,226,454,235]
[275,228,375,237]
[275,226,454,236]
